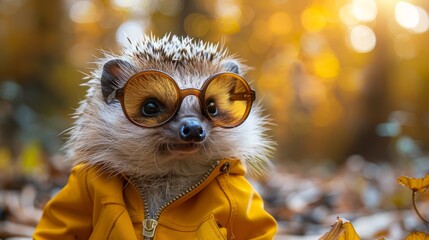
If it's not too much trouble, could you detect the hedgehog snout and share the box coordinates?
[179,118,206,143]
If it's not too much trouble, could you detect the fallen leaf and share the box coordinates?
[320,217,345,240]
[320,217,360,240]
[338,222,360,240]
[397,174,429,193]
[404,232,429,240]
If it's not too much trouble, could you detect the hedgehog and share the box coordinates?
[34,34,277,240]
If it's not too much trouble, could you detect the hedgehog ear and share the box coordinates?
[222,60,240,74]
[100,59,135,104]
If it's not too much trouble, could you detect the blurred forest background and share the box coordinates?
[0,0,428,238]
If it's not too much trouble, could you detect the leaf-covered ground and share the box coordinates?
[0,156,428,239]
[258,157,429,239]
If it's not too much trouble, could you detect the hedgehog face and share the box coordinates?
[66,34,273,177]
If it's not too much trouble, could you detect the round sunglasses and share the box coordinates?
[107,70,256,128]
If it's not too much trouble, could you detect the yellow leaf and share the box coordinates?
[320,217,360,240]
[338,222,360,240]
[397,174,429,193]
[404,232,429,240]
[320,217,345,240]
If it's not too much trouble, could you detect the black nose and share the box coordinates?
[180,119,206,142]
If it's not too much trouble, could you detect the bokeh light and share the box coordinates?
[339,4,360,26]
[395,2,420,29]
[395,2,429,33]
[348,24,376,53]
[116,20,148,46]
[215,0,241,34]
[412,7,429,33]
[301,7,327,32]
[313,51,341,79]
[69,0,100,24]
[300,33,326,56]
[352,0,377,22]
[111,0,139,9]
[215,0,241,19]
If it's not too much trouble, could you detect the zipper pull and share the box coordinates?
[220,162,230,174]
[142,219,158,238]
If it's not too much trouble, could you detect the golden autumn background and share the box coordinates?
[0,0,428,238]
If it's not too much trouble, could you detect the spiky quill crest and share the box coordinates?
[65,33,274,177]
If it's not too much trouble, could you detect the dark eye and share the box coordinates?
[206,101,217,116]
[141,99,163,117]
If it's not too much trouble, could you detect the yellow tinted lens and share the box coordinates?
[205,74,252,127]
[123,72,179,127]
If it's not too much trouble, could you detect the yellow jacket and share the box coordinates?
[34,159,277,239]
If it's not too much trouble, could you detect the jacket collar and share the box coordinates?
[120,158,245,223]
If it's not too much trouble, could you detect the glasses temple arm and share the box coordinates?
[229,90,256,101]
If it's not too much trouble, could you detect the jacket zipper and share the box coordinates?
[141,160,225,239]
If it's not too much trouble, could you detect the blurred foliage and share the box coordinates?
[1,2,429,237]
[0,0,429,176]
[404,232,429,240]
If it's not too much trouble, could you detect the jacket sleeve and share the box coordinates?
[227,174,278,240]
[33,165,93,240]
